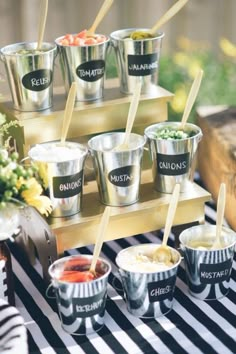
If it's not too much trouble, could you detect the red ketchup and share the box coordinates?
[58,257,104,283]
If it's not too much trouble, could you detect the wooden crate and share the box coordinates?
[197,106,236,231]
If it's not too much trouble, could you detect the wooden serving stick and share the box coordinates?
[153,184,180,264]
[86,0,114,37]
[113,79,142,151]
[211,183,226,249]
[130,0,188,40]
[60,82,77,145]
[89,206,111,274]
[179,69,204,130]
[36,0,48,50]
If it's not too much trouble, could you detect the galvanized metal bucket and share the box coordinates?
[116,244,181,318]
[0,42,57,111]
[48,255,111,335]
[55,35,110,101]
[179,224,236,300]
[88,132,146,206]
[110,28,164,94]
[28,141,88,217]
[145,122,202,193]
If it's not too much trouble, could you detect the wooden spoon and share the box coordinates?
[89,206,111,274]
[113,80,142,151]
[130,0,188,40]
[60,82,77,145]
[211,183,226,249]
[153,183,180,263]
[179,69,204,130]
[86,0,114,37]
[36,0,48,50]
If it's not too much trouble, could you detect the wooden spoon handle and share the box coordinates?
[36,0,48,50]
[150,0,188,35]
[90,206,111,272]
[88,0,114,35]
[123,80,142,145]
[162,184,180,246]
[180,69,203,130]
[61,82,77,144]
[216,183,226,241]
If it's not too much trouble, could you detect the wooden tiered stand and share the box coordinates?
[0,79,211,279]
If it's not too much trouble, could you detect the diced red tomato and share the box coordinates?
[84,37,97,45]
[58,31,107,46]
[76,30,87,39]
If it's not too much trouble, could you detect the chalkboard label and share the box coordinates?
[72,289,106,318]
[76,60,105,82]
[148,275,176,302]
[22,69,52,91]
[108,165,139,187]
[157,152,190,176]
[200,259,232,284]
[128,53,158,76]
[53,170,83,198]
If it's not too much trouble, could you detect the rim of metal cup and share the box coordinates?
[48,254,112,284]
[179,224,236,251]
[110,28,165,41]
[88,132,147,152]
[0,41,57,57]
[28,141,88,163]
[55,34,110,47]
[115,243,182,273]
[144,121,202,142]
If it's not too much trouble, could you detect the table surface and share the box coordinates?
[7,177,236,354]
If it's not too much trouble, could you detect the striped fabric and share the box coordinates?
[0,299,28,354]
[7,177,236,354]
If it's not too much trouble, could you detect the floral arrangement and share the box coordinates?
[0,148,52,216]
[0,113,19,146]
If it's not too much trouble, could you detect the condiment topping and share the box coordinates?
[58,30,107,46]
[129,31,154,40]
[58,258,104,283]
[153,127,196,140]
[117,244,179,273]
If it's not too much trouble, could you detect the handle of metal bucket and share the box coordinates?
[84,149,95,172]
[111,272,124,293]
[45,282,56,299]
[177,246,185,260]
[0,50,5,62]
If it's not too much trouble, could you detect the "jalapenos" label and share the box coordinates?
[128,53,158,76]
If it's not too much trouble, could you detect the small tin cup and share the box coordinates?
[55,35,110,102]
[179,224,236,300]
[145,121,202,193]
[0,42,57,111]
[110,28,164,95]
[48,255,111,335]
[28,141,88,217]
[88,132,146,206]
[116,244,181,318]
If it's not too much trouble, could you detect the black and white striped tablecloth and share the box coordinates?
[7,179,236,354]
